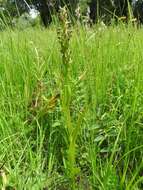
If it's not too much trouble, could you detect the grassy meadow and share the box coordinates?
[1,24,143,189]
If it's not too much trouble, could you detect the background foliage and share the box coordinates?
[0,0,143,27]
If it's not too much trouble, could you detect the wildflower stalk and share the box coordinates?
[57,6,77,189]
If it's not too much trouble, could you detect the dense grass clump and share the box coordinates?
[1,23,143,189]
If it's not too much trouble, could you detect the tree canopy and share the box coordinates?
[0,0,143,27]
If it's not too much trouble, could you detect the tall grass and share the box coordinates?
[0,23,143,189]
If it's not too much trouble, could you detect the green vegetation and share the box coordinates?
[1,0,142,28]
[1,21,143,189]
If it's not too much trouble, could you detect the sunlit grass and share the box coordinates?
[0,24,143,189]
